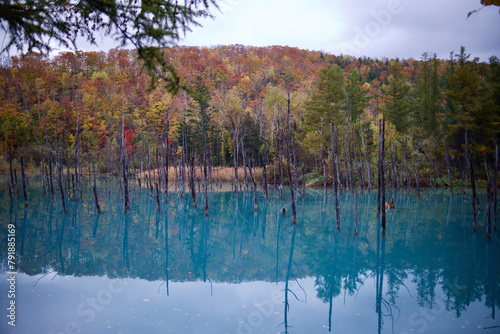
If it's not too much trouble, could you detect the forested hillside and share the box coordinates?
[0,45,499,198]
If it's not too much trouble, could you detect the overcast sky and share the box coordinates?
[178,0,500,61]
[2,0,498,62]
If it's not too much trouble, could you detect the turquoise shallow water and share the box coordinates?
[0,178,499,334]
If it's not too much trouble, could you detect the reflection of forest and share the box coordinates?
[1,183,499,321]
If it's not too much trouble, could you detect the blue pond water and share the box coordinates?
[0,178,499,334]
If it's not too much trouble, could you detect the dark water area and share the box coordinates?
[0,177,499,333]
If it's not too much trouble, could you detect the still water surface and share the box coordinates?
[0,179,499,333]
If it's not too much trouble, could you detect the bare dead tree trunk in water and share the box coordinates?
[164,107,170,203]
[395,143,401,188]
[334,116,341,190]
[215,128,220,187]
[470,157,478,232]
[405,136,410,195]
[87,152,91,181]
[278,121,284,199]
[64,134,72,197]
[20,157,28,207]
[121,103,130,214]
[416,138,421,200]
[155,182,161,213]
[434,154,438,189]
[286,93,297,224]
[377,121,382,218]
[56,150,67,214]
[440,113,453,196]
[466,125,477,232]
[354,125,364,191]
[155,148,160,190]
[302,165,305,197]
[147,149,153,195]
[494,139,498,231]
[40,161,46,197]
[7,178,13,200]
[203,124,209,217]
[485,155,491,187]
[171,152,177,193]
[233,132,238,197]
[123,156,130,213]
[190,155,197,208]
[71,172,76,200]
[331,121,340,231]
[347,108,355,190]
[377,118,386,234]
[43,112,54,197]
[9,148,15,201]
[174,139,184,197]
[390,142,398,188]
[354,190,358,236]
[360,128,372,190]
[248,156,258,211]
[341,123,349,189]
[13,169,19,199]
[55,126,67,214]
[381,116,386,236]
[203,159,209,214]
[74,108,82,199]
[487,183,492,240]
[262,145,269,200]
[129,130,136,184]
[323,155,327,191]
[241,137,249,192]
[292,130,300,196]
[182,127,188,196]
[160,133,166,193]
[58,165,67,214]
[106,125,112,180]
[178,147,184,198]
[241,138,249,192]
[92,156,101,214]
[337,124,345,189]
[56,144,68,209]
[47,144,54,197]
[253,159,257,193]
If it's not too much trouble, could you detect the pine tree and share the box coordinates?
[303,65,345,229]
[189,76,216,214]
[417,52,438,134]
[379,61,411,133]
[446,47,484,230]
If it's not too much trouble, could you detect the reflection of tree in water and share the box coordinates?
[375,230,400,334]
[283,225,297,333]
[485,237,497,320]
[3,186,500,326]
[440,228,483,318]
[385,256,409,305]
[313,230,342,332]
[281,223,307,333]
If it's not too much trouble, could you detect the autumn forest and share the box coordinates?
[0,45,499,229]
